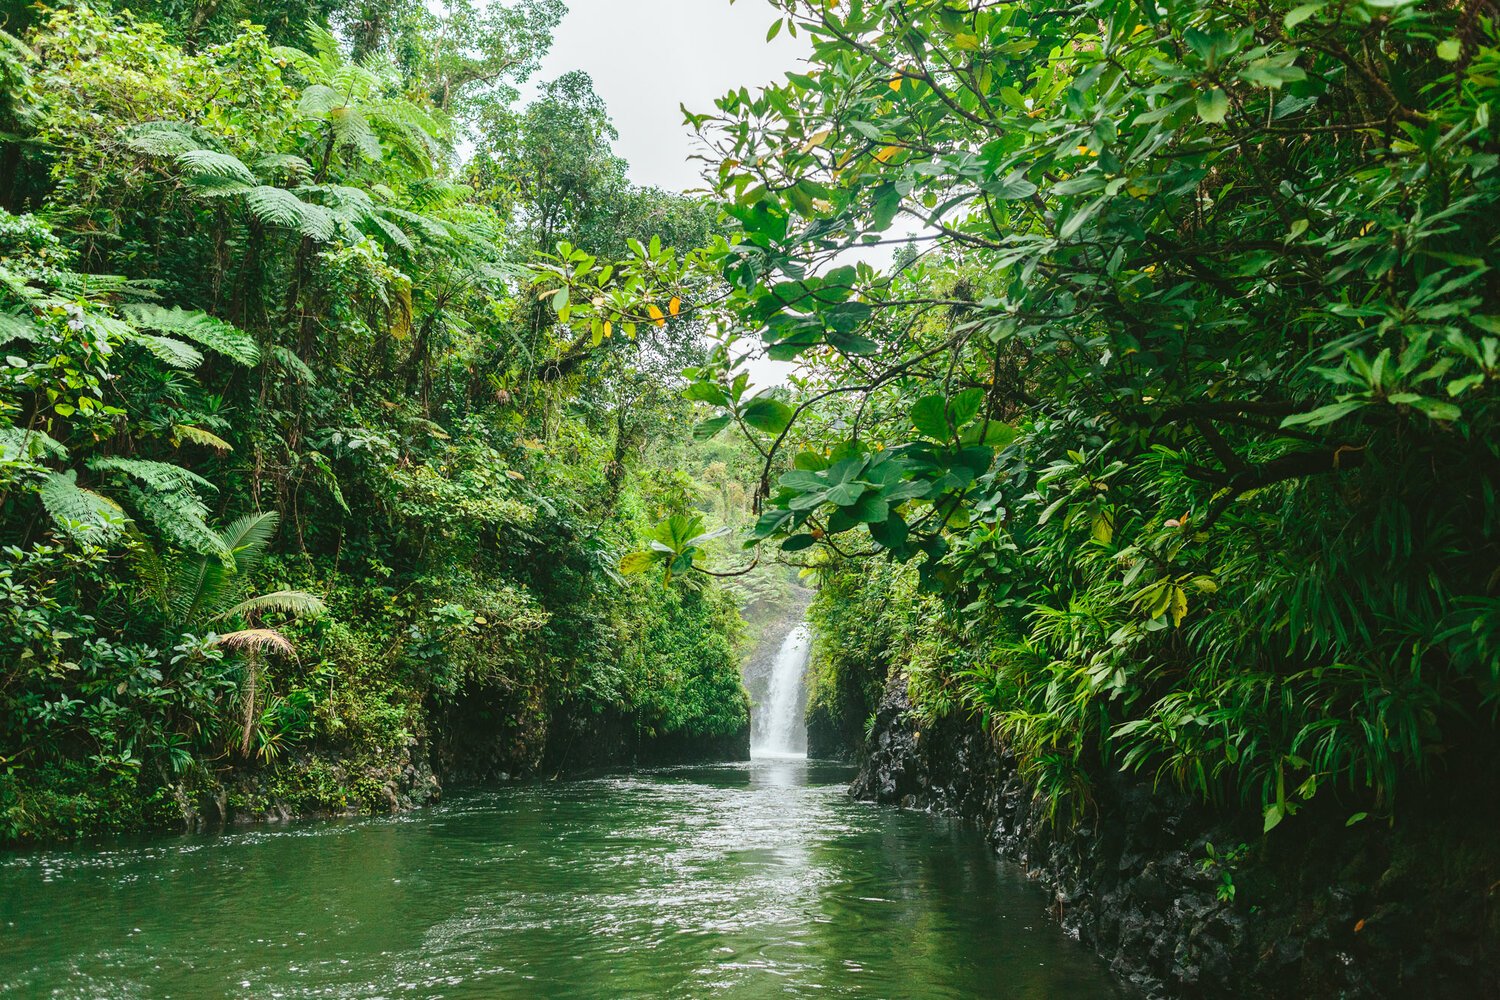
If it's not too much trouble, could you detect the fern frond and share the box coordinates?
[255,153,313,179]
[271,345,317,385]
[369,215,413,250]
[0,425,68,462]
[176,148,256,185]
[216,589,327,623]
[297,83,345,118]
[38,470,129,542]
[172,425,233,453]
[122,304,259,366]
[49,272,134,302]
[122,331,203,369]
[90,456,216,495]
[185,175,254,198]
[302,183,372,208]
[244,186,337,241]
[0,312,38,346]
[270,43,323,82]
[128,484,229,560]
[382,207,452,242]
[121,121,221,157]
[330,105,383,162]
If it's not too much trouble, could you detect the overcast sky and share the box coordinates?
[521,0,812,384]
[527,0,808,193]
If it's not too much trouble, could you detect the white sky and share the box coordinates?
[528,0,807,193]
[526,1,920,387]
[524,0,815,385]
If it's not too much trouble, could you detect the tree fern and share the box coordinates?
[121,120,222,158]
[243,185,337,241]
[330,105,383,162]
[297,83,345,119]
[122,304,259,366]
[90,454,225,560]
[255,153,312,180]
[127,485,228,560]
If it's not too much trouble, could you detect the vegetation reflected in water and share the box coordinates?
[0,758,1118,998]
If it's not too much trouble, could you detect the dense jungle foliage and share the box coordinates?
[0,0,777,844]
[563,0,1500,835]
[5,0,1498,851]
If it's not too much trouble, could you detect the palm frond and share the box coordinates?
[216,589,327,623]
[217,510,279,575]
[215,628,295,656]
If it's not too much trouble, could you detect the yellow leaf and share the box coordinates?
[1170,586,1188,627]
[800,128,832,153]
[669,296,681,317]
[603,320,613,338]
[888,77,903,92]
[874,145,903,163]
[647,304,665,327]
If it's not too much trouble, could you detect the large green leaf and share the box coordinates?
[742,396,795,434]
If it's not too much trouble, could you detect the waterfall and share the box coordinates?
[752,623,811,757]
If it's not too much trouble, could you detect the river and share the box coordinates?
[0,756,1119,998]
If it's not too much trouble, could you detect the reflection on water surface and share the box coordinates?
[0,757,1119,998]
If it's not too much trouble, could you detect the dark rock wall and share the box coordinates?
[852,670,1500,999]
[434,683,750,784]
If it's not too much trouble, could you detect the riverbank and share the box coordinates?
[127,701,753,838]
[852,671,1500,999]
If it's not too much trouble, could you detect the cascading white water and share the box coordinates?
[753,623,811,756]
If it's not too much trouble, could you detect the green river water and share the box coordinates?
[0,757,1120,998]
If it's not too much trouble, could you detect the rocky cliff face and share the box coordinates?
[852,671,1500,999]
